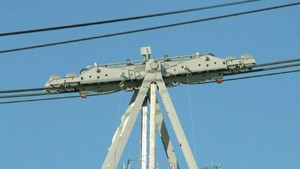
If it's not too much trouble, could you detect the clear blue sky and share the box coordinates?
[1,0,299,169]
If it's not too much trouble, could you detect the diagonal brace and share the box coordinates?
[155,100,180,169]
[101,76,153,169]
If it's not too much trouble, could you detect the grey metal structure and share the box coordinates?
[45,47,255,169]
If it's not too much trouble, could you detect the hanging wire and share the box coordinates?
[1,2,300,54]
[223,69,300,82]
[186,77,198,160]
[0,92,54,99]
[0,0,261,37]
[253,58,300,68]
[116,93,123,128]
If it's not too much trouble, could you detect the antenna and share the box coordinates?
[140,46,151,61]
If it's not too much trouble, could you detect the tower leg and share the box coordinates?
[156,80,199,169]
[149,83,157,169]
[101,78,151,169]
[101,59,199,169]
[155,101,180,169]
[140,100,148,169]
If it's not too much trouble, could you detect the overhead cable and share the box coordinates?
[231,63,300,76]
[1,69,299,104]
[1,2,300,54]
[0,92,55,99]
[0,95,90,105]
[253,58,300,67]
[223,69,300,82]
[0,0,261,37]
[0,87,46,93]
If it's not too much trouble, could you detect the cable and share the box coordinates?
[1,69,299,104]
[223,69,300,82]
[253,58,300,68]
[0,87,46,93]
[186,78,198,160]
[0,94,91,104]
[0,92,55,99]
[230,63,300,76]
[1,2,300,54]
[0,0,261,37]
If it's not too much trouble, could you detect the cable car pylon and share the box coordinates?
[45,46,256,168]
[102,48,197,169]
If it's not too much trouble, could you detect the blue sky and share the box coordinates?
[0,0,299,169]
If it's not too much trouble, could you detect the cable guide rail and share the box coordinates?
[1,47,300,104]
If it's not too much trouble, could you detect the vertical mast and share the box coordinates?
[149,83,157,169]
[140,101,148,169]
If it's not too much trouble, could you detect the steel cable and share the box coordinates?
[1,2,300,54]
[0,0,261,37]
